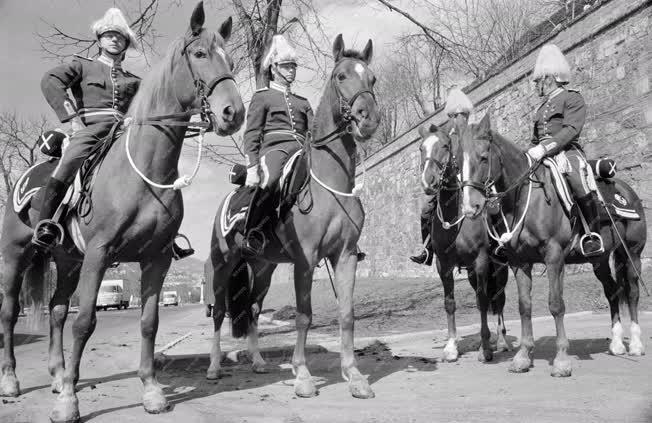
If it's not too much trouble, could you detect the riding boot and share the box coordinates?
[32,177,69,252]
[242,188,269,258]
[410,215,434,266]
[576,193,604,257]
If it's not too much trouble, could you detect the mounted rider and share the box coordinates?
[527,44,602,256]
[33,7,194,259]
[241,34,314,257]
[410,87,473,265]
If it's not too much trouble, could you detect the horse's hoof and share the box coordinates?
[348,376,375,399]
[478,348,493,363]
[609,341,627,356]
[49,394,80,423]
[0,375,20,397]
[628,342,645,357]
[252,362,269,374]
[143,386,171,414]
[294,377,318,398]
[508,356,531,373]
[206,368,223,380]
[551,359,572,378]
[442,346,459,363]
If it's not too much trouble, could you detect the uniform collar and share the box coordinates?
[97,54,122,68]
[270,81,291,94]
[547,87,564,100]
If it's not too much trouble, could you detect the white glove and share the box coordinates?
[527,144,546,161]
[245,165,260,187]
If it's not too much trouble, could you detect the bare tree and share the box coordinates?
[0,112,51,212]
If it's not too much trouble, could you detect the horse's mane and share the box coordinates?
[128,29,220,119]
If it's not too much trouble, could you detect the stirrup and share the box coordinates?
[172,234,195,260]
[31,219,65,252]
[579,232,605,257]
[242,229,266,258]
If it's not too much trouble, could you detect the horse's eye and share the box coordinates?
[337,73,346,81]
[194,50,207,58]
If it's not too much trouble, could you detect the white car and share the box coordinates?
[162,292,179,307]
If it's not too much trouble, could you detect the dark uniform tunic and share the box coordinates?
[531,87,589,196]
[243,81,313,190]
[41,54,140,184]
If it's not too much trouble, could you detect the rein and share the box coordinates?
[124,34,235,190]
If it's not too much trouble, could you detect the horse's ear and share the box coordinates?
[218,16,233,42]
[477,111,492,135]
[190,1,205,36]
[429,123,438,133]
[361,39,373,64]
[333,34,345,62]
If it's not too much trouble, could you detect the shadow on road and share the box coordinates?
[0,332,45,349]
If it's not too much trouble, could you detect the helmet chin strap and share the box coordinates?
[272,64,293,86]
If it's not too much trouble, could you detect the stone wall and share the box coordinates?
[356,0,652,278]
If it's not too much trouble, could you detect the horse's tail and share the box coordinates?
[25,253,49,331]
[227,259,252,339]
[487,260,508,315]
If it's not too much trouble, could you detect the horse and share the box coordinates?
[0,3,244,421]
[459,112,646,377]
[205,34,380,399]
[419,118,510,363]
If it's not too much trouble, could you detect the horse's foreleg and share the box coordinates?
[207,262,227,380]
[546,246,571,377]
[509,264,534,373]
[472,255,493,363]
[0,245,29,397]
[493,263,512,352]
[139,256,172,414]
[331,253,374,399]
[593,258,625,355]
[50,249,107,423]
[437,257,458,362]
[49,259,82,394]
[617,249,644,356]
[292,262,317,398]
[248,261,274,374]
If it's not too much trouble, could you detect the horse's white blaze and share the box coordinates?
[462,151,472,211]
[421,135,439,189]
[630,322,645,355]
[215,47,227,63]
[354,63,365,77]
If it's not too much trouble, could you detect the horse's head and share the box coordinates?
[330,34,380,141]
[418,123,456,195]
[460,111,499,218]
[177,2,245,135]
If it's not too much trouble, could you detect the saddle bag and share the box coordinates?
[587,158,616,179]
[37,130,68,158]
[228,163,247,185]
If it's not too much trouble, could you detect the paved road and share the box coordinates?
[1,306,651,422]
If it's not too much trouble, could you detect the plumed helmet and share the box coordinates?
[262,34,297,70]
[444,87,473,118]
[91,8,138,50]
[533,44,571,84]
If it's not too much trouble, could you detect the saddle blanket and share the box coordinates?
[543,157,640,221]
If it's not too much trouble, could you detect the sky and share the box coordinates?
[0,0,414,259]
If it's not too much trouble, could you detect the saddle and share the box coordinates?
[543,156,640,222]
[219,149,309,239]
[12,124,123,253]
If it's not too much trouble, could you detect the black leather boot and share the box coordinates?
[576,193,604,257]
[242,188,269,258]
[32,177,68,252]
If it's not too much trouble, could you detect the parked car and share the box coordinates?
[162,291,179,307]
[96,280,130,311]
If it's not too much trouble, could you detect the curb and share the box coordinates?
[157,332,193,353]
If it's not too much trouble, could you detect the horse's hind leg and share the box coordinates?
[615,248,644,356]
[0,238,31,397]
[330,253,374,399]
[49,248,108,423]
[138,256,172,414]
[437,257,459,362]
[248,261,275,374]
[472,253,493,363]
[492,263,512,352]
[592,257,625,355]
[48,257,82,393]
[206,257,233,380]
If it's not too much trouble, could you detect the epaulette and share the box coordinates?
[255,87,268,93]
[73,54,93,62]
